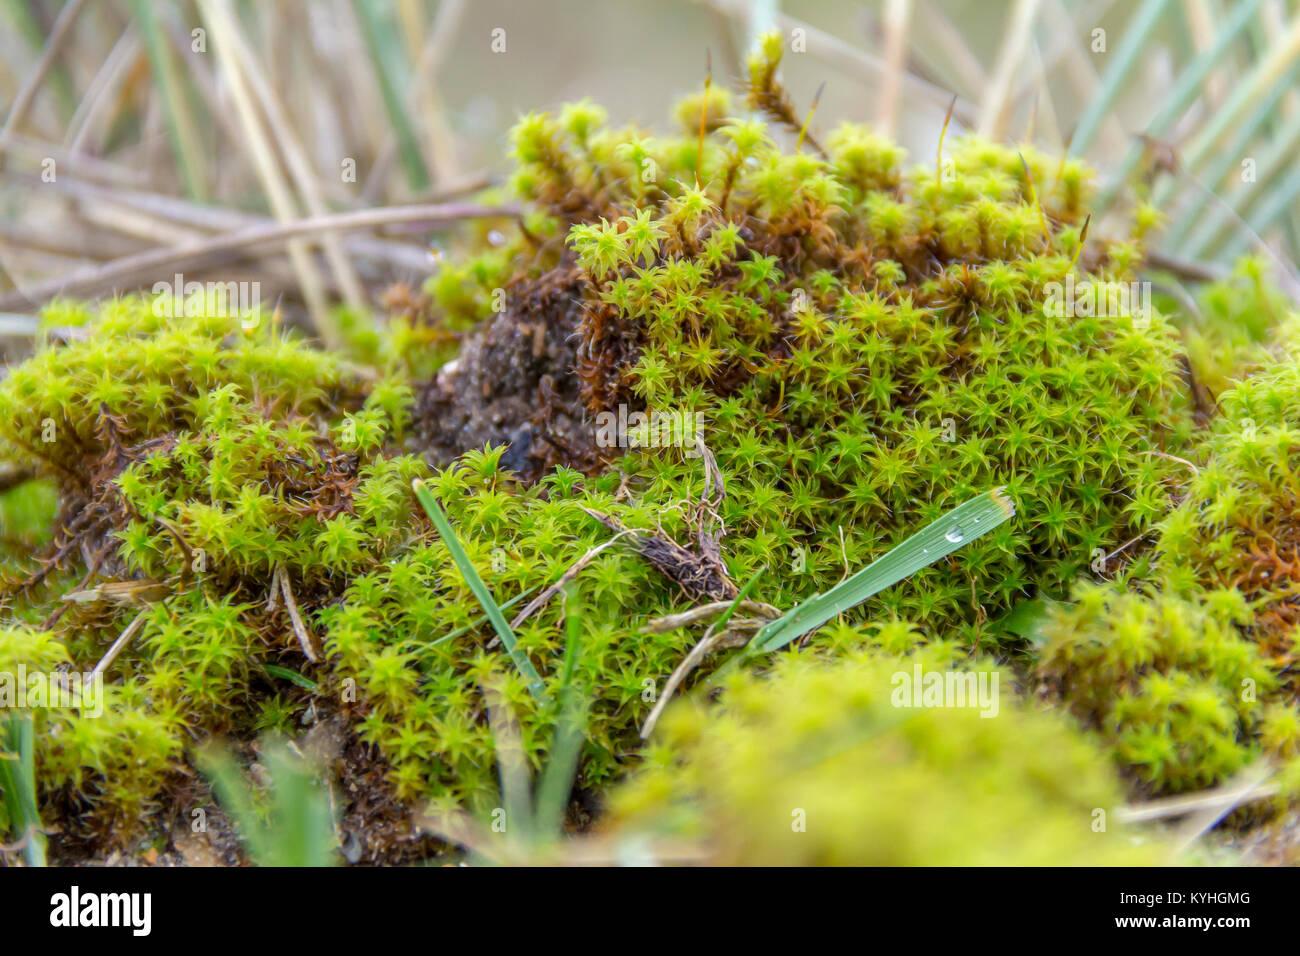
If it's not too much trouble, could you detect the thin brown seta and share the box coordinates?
[696,49,712,189]
[795,81,826,154]
[1069,213,1091,272]
[1017,151,1051,248]
[935,93,957,185]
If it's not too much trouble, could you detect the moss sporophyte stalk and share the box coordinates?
[1,31,1299,863]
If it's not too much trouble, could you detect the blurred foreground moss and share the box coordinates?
[609,647,1169,865]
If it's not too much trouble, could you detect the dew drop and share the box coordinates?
[945,527,965,544]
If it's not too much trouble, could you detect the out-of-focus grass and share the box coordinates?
[0,713,46,867]
[198,738,338,867]
[1,0,1298,327]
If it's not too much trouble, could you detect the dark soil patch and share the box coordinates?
[37,714,447,868]
[412,266,605,483]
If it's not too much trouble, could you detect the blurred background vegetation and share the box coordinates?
[1,0,1298,333]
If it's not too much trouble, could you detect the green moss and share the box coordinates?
[1163,256,1293,398]
[1039,583,1300,793]
[0,624,182,828]
[1157,319,1300,665]
[0,297,418,824]
[542,85,1190,643]
[41,687,185,825]
[112,385,421,586]
[1,35,1275,849]
[312,50,1200,812]
[320,455,706,808]
[607,645,1166,865]
[0,296,356,478]
[0,477,57,572]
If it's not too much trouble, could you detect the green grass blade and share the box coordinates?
[199,740,336,867]
[533,710,585,841]
[746,488,1015,656]
[1222,159,1300,259]
[554,584,583,696]
[482,683,533,846]
[421,584,541,652]
[263,663,319,692]
[1,1,46,55]
[412,479,548,701]
[265,744,337,868]
[0,713,45,866]
[196,744,266,859]
[2,0,78,120]
[1179,103,1300,259]
[534,587,588,839]
[131,0,209,200]
[352,0,430,192]
[1153,13,1300,211]
[715,565,766,632]
[1169,60,1298,256]
[990,595,1059,647]
[1095,0,1262,213]
[1068,0,1171,158]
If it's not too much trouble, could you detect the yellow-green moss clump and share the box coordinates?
[0,300,421,827]
[1039,584,1300,794]
[447,36,1194,647]
[338,49,1199,808]
[0,33,1243,848]
[1157,317,1300,671]
[321,453,701,807]
[1163,256,1293,400]
[608,647,1166,865]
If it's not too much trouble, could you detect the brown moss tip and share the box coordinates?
[991,486,1016,519]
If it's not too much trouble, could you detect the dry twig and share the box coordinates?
[278,565,320,662]
[85,608,149,686]
[509,532,629,630]
[0,201,517,310]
